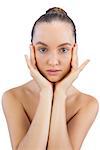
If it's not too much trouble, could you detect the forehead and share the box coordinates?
[33,21,75,45]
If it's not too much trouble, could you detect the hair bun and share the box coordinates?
[46,7,67,16]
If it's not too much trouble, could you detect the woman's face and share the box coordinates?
[32,21,75,83]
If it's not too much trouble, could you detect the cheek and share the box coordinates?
[64,51,72,64]
[35,49,45,62]
[35,51,42,63]
[63,52,72,70]
[35,54,45,69]
[63,59,71,70]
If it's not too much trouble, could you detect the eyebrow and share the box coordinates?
[36,41,72,47]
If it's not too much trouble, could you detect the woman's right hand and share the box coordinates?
[25,44,53,95]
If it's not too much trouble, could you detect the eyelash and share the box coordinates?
[38,48,69,53]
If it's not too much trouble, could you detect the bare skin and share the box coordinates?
[2,21,99,150]
[2,79,99,150]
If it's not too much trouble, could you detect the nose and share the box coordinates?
[47,54,60,66]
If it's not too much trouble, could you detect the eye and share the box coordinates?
[60,48,69,53]
[38,48,47,53]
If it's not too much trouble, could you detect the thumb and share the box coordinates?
[77,59,90,74]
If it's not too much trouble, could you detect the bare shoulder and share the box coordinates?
[75,91,99,124]
[66,88,99,123]
[2,79,36,105]
[2,80,40,123]
[67,90,99,150]
[1,81,31,118]
[1,84,32,149]
[2,84,25,117]
[2,84,25,105]
[78,91,99,111]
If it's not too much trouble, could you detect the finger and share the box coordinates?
[71,43,78,71]
[77,59,90,74]
[30,44,36,67]
[25,54,39,78]
[25,54,37,73]
[25,54,47,86]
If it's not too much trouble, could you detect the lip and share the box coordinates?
[46,70,61,75]
[47,69,61,72]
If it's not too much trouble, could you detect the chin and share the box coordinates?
[45,74,66,83]
[46,78,61,83]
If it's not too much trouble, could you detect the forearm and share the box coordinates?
[47,93,73,150]
[17,91,52,150]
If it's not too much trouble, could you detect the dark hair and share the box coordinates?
[31,7,76,43]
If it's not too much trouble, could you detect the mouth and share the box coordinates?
[46,70,61,75]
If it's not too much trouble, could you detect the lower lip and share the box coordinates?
[46,70,61,75]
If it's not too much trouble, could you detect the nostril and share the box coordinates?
[48,59,59,65]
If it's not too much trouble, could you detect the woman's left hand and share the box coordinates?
[54,43,90,97]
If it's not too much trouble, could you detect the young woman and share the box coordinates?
[2,7,99,150]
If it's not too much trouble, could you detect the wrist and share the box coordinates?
[54,89,67,101]
[40,89,53,99]
[54,87,66,96]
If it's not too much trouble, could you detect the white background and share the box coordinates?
[0,0,100,149]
